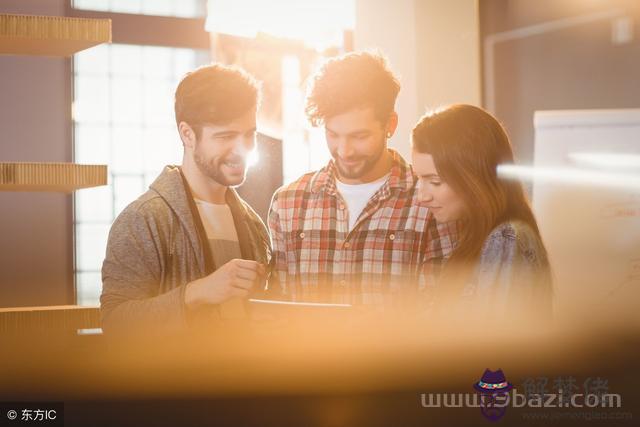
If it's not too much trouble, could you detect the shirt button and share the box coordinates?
[339,203,345,210]
[344,241,351,249]
[389,234,396,241]
[340,280,347,287]
[299,232,305,239]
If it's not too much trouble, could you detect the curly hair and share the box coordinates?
[305,51,400,126]
[174,63,260,138]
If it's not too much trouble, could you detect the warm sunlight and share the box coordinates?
[205,0,355,51]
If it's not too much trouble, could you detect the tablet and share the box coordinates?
[247,298,352,319]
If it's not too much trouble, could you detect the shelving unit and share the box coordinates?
[1,13,112,330]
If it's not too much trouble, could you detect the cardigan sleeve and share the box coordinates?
[100,202,189,335]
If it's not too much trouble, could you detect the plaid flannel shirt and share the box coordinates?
[267,149,457,307]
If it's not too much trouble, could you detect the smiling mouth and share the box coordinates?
[223,161,244,171]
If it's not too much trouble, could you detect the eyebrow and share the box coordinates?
[419,174,440,179]
[212,127,257,137]
[325,127,371,137]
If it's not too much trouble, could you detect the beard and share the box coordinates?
[333,138,387,180]
[193,146,247,187]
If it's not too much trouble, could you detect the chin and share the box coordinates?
[339,165,367,179]
[226,174,247,188]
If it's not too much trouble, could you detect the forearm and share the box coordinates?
[100,282,188,335]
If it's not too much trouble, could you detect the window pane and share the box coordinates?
[110,0,142,14]
[111,45,143,78]
[112,126,143,173]
[141,0,172,17]
[143,78,174,125]
[143,126,181,173]
[76,224,110,271]
[73,0,109,12]
[76,186,114,223]
[74,75,110,124]
[113,175,145,216]
[173,49,202,79]
[142,46,174,79]
[112,77,143,124]
[74,0,205,18]
[75,124,111,166]
[76,271,102,307]
[74,44,109,76]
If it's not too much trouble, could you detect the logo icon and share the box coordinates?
[474,369,513,422]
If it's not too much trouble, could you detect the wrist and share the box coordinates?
[184,278,203,309]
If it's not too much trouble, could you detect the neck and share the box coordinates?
[181,154,227,204]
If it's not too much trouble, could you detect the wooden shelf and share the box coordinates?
[0,13,111,57]
[0,162,107,192]
[0,305,100,333]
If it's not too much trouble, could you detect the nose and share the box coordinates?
[417,181,433,203]
[233,134,255,158]
[337,139,356,159]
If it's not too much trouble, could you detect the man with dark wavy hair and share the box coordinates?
[101,64,271,335]
[268,51,455,308]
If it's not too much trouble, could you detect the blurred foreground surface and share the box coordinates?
[1,313,638,426]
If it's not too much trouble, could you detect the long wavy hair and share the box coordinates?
[412,104,545,283]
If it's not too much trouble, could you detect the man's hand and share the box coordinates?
[184,259,266,309]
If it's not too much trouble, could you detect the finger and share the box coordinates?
[237,269,258,281]
[231,277,255,291]
[234,259,261,271]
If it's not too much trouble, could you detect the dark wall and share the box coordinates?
[0,0,74,307]
[480,0,640,164]
[237,133,283,224]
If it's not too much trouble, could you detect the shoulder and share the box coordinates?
[481,220,546,264]
[110,189,172,234]
[487,220,540,245]
[271,170,321,208]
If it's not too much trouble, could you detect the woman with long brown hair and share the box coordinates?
[412,104,552,320]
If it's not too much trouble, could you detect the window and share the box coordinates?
[73,0,205,18]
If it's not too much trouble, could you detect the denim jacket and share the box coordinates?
[460,220,553,320]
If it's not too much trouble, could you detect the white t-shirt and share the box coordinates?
[335,174,390,232]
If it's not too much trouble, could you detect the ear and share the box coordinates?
[178,121,197,149]
[385,112,399,137]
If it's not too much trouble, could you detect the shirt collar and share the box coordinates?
[310,149,416,196]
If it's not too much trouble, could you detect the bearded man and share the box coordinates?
[101,64,270,335]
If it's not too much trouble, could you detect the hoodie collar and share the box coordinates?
[150,166,211,274]
[149,166,261,274]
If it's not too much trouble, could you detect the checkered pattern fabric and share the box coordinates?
[267,150,457,307]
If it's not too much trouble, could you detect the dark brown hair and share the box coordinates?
[412,104,544,272]
[305,51,400,126]
[174,63,260,138]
